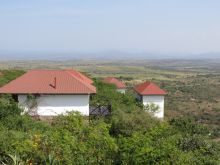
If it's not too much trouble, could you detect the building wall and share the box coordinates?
[116,88,126,94]
[18,94,90,116]
[142,95,164,118]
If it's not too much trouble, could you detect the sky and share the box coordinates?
[0,0,220,57]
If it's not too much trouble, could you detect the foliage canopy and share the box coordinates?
[0,77,219,164]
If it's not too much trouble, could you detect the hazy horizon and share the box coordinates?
[1,50,220,61]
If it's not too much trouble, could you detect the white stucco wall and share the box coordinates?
[18,94,90,116]
[116,89,126,94]
[142,95,164,119]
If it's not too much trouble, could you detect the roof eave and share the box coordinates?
[141,93,167,96]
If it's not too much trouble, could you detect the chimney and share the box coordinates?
[50,77,57,89]
[54,77,57,89]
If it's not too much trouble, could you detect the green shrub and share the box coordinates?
[0,94,22,120]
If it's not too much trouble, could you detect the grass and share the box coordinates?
[0,70,25,87]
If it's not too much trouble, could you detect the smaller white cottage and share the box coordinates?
[0,69,96,117]
[103,77,126,94]
[134,82,167,119]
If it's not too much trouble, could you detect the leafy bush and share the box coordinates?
[169,117,208,136]
[90,79,141,112]
[0,79,219,164]
[110,109,158,137]
[0,94,22,120]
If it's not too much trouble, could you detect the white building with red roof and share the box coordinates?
[0,70,96,116]
[134,82,167,118]
[103,77,126,94]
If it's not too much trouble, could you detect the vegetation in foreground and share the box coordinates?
[0,78,219,164]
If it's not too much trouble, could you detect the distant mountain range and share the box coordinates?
[0,51,220,60]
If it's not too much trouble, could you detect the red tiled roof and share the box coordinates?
[134,82,167,95]
[103,77,126,89]
[66,70,93,84]
[0,70,96,94]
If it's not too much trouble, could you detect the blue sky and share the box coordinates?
[0,0,220,55]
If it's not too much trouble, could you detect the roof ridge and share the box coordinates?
[134,81,166,95]
[137,81,150,92]
[103,77,126,89]
[141,82,153,93]
[67,69,93,84]
[65,70,96,92]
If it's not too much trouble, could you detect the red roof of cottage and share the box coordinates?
[103,77,126,89]
[66,70,93,84]
[134,82,166,95]
[0,70,96,94]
